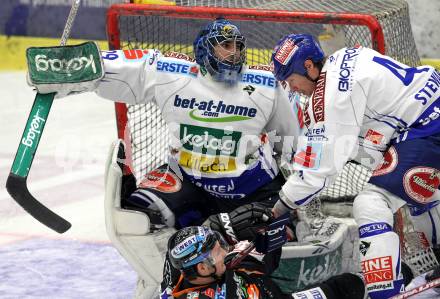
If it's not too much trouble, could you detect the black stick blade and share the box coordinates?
[6,173,71,233]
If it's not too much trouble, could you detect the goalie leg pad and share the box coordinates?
[104,140,175,299]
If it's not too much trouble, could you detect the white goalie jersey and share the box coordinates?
[96,49,301,200]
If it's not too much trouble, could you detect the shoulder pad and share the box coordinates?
[248,64,273,72]
[157,52,200,77]
[241,65,277,88]
[163,51,196,63]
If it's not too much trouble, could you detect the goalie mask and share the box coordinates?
[168,226,230,279]
[194,18,246,84]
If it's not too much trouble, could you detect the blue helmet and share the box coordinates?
[271,34,324,81]
[168,226,230,275]
[193,18,246,84]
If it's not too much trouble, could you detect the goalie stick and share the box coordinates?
[390,277,440,299]
[5,0,81,233]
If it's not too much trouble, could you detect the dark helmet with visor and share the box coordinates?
[168,226,230,279]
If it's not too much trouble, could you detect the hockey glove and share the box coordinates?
[208,202,272,244]
[254,212,290,253]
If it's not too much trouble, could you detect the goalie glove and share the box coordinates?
[26,41,104,98]
[208,202,271,244]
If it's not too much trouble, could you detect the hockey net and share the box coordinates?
[106,0,428,289]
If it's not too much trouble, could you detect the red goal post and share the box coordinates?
[106,0,420,202]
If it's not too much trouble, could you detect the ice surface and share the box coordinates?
[0,71,137,298]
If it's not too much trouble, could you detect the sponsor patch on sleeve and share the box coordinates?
[122,49,150,62]
[359,222,392,238]
[248,64,273,72]
[403,166,440,204]
[163,51,196,62]
[293,143,322,170]
[157,59,198,77]
[372,146,398,176]
[312,72,326,122]
[365,129,385,145]
[241,72,276,88]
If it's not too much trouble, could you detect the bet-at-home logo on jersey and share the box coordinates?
[174,95,257,122]
[180,124,241,156]
[27,41,103,84]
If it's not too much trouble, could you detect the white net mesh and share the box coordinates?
[395,206,439,276]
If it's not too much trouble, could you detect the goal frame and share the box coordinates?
[106,3,387,175]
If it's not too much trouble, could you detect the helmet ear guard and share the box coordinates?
[168,226,230,279]
[271,34,325,81]
[193,18,246,84]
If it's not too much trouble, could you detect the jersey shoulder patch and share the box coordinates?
[157,52,199,77]
[163,51,196,63]
[248,64,272,72]
[241,65,277,88]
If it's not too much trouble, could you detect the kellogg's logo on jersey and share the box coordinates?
[180,124,241,157]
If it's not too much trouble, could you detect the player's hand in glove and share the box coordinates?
[207,202,272,244]
[207,202,294,253]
